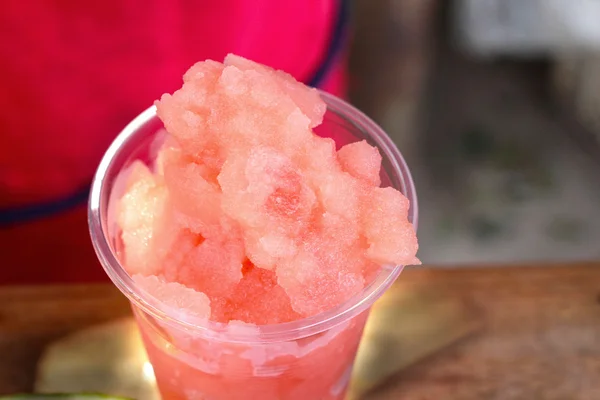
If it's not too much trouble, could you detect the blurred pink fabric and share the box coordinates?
[0,0,349,284]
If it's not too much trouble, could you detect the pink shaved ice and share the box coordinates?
[337,140,382,186]
[133,274,211,319]
[161,144,222,233]
[211,259,301,325]
[223,54,326,128]
[363,187,420,266]
[114,55,418,324]
[117,161,174,276]
[276,239,366,316]
[169,231,245,299]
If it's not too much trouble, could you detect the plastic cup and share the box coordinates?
[88,90,417,400]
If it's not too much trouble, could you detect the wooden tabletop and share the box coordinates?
[366,262,600,399]
[1,262,599,399]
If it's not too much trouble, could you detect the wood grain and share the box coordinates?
[0,262,598,399]
[364,262,600,399]
[350,273,481,398]
[0,284,130,394]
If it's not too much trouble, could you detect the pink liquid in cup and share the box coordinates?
[89,55,418,400]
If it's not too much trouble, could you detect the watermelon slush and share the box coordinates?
[88,55,418,400]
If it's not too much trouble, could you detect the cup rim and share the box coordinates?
[88,90,418,343]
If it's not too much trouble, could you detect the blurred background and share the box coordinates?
[1,2,600,398]
[349,0,600,265]
[2,0,599,286]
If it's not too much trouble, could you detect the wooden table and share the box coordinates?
[1,262,599,399]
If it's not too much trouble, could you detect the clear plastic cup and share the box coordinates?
[88,90,417,400]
